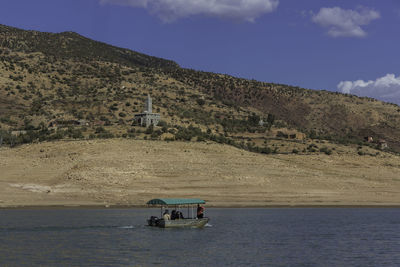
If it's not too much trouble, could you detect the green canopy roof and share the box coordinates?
[147,198,206,205]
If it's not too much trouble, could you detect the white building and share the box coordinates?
[134,94,161,127]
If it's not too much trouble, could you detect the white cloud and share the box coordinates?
[312,6,380,37]
[99,0,279,22]
[338,74,400,104]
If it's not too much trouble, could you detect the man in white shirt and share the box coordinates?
[163,210,170,220]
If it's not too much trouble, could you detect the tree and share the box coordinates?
[145,124,154,134]
[196,98,205,106]
[267,114,275,125]
[39,122,47,132]
[248,113,260,126]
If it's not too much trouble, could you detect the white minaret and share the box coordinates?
[145,94,152,113]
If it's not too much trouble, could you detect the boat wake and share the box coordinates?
[0,225,136,232]
[118,225,135,229]
[205,223,213,227]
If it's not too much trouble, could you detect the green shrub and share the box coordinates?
[196,98,205,106]
[96,132,114,139]
[95,126,106,133]
[151,130,162,139]
[158,120,167,127]
[145,125,154,134]
[261,147,272,154]
[71,129,84,139]
[319,146,332,155]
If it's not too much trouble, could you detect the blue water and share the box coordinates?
[0,208,399,266]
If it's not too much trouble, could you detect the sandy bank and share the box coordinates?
[0,139,399,207]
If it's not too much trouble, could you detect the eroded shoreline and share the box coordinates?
[2,204,400,210]
[1,140,400,208]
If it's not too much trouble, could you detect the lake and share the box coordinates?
[0,208,399,266]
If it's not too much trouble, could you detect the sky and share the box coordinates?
[1,0,400,104]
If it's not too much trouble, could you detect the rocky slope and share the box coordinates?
[0,24,399,153]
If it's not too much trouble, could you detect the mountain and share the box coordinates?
[0,24,178,69]
[1,24,400,153]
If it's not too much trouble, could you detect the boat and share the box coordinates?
[146,198,209,228]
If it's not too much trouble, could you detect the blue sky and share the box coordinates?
[1,0,400,104]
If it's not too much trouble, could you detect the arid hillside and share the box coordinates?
[1,140,399,207]
[1,24,400,154]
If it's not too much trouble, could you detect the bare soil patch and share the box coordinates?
[1,140,399,207]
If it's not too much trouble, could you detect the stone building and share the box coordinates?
[134,94,160,127]
[378,139,388,150]
[364,136,374,143]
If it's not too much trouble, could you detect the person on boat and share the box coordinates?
[163,210,170,221]
[197,204,204,219]
[174,211,183,220]
[171,210,177,220]
[177,211,184,219]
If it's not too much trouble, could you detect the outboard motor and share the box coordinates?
[148,216,159,226]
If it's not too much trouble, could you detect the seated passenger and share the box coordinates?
[163,210,170,220]
[177,211,184,219]
[171,210,177,220]
[197,204,204,219]
[174,211,181,220]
